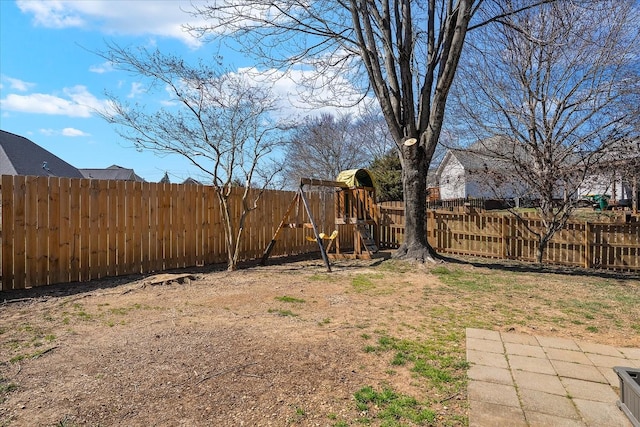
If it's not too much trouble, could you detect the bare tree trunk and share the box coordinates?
[536,240,545,264]
[232,210,250,271]
[218,195,237,271]
[394,144,436,261]
[633,174,638,215]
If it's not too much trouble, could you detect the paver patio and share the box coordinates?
[466,328,640,427]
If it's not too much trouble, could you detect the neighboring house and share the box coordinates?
[79,165,145,182]
[435,136,526,200]
[0,130,84,178]
[578,139,639,205]
[579,170,635,202]
[182,177,202,185]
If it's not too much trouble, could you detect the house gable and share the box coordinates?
[0,130,83,178]
[436,136,529,200]
[437,152,467,200]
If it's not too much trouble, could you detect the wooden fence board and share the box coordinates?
[148,182,159,272]
[58,178,71,284]
[106,180,117,277]
[13,176,27,289]
[24,176,38,287]
[89,180,100,280]
[49,178,61,284]
[115,180,126,275]
[133,181,143,273]
[36,177,49,286]
[79,179,91,281]
[69,179,81,282]
[2,176,15,290]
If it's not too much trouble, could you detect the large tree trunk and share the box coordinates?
[394,144,437,262]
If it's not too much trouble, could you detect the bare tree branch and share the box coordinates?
[452,0,640,262]
[96,43,287,270]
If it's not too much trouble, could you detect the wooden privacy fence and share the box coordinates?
[379,204,640,272]
[3,175,637,291]
[1,175,337,291]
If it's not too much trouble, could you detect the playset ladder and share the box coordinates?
[355,223,379,255]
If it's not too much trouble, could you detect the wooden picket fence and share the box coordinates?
[379,203,640,272]
[0,175,337,290]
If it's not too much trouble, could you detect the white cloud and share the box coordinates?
[128,82,145,98]
[1,75,36,92]
[0,85,109,117]
[16,0,210,48]
[39,128,56,136]
[39,127,91,137]
[62,127,91,137]
[17,0,85,28]
[89,62,114,74]
[234,67,373,120]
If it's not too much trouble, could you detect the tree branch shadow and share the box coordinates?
[439,254,639,281]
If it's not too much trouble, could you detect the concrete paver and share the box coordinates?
[467,365,513,385]
[573,399,635,427]
[561,377,620,401]
[550,359,609,383]
[469,400,527,427]
[526,411,586,427]
[508,354,556,375]
[468,336,505,353]
[511,370,566,395]
[519,388,581,419]
[467,348,510,368]
[504,342,547,358]
[468,380,521,407]
[545,348,592,364]
[466,328,637,427]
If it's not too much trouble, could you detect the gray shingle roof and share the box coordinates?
[79,165,145,182]
[449,135,520,172]
[0,130,84,178]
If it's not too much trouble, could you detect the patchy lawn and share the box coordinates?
[1,254,638,426]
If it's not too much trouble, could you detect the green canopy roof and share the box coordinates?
[335,169,375,188]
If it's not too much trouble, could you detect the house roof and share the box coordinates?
[182,177,202,185]
[0,130,84,178]
[79,165,145,182]
[436,135,518,180]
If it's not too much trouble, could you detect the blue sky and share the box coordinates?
[0,1,363,183]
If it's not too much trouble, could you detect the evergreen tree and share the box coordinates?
[369,151,403,202]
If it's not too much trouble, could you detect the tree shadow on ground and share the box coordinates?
[0,251,371,302]
[2,250,635,303]
[438,254,639,281]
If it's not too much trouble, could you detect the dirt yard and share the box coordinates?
[1,254,639,426]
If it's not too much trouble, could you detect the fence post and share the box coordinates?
[584,221,592,269]
[501,215,508,259]
[427,210,435,247]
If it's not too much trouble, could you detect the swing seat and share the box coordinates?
[322,230,339,240]
[306,230,338,242]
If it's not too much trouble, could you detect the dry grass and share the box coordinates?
[1,254,638,426]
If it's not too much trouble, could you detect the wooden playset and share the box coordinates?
[261,169,379,271]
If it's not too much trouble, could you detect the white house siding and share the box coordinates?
[579,171,632,201]
[439,157,466,199]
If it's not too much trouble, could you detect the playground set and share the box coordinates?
[261,169,380,272]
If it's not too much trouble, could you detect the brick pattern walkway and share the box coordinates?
[466,328,640,427]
